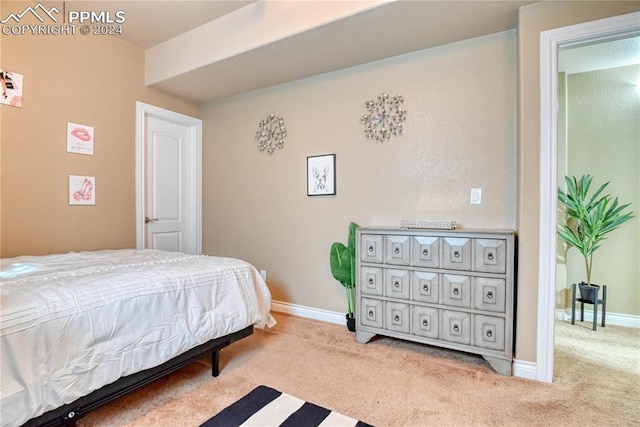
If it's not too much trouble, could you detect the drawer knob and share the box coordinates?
[422,248,429,256]
[487,291,494,299]
[454,250,460,258]
[422,283,429,292]
[488,252,494,260]
[368,278,374,285]
[394,314,400,321]
[394,247,400,254]
[368,245,374,253]
[394,280,400,288]
[453,324,460,332]
[452,287,459,295]
[486,329,493,338]
[368,310,374,318]
[422,319,429,327]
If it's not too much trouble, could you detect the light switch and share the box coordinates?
[470,188,482,204]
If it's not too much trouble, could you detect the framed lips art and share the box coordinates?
[67,122,94,155]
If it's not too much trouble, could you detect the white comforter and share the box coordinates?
[0,249,275,427]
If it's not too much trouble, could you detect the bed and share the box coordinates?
[0,249,275,427]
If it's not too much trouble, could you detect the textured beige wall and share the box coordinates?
[3,0,638,368]
[0,3,200,257]
[517,1,640,362]
[563,65,639,315]
[202,31,517,317]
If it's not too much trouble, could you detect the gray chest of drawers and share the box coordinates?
[355,227,515,375]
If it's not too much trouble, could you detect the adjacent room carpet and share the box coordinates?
[200,385,372,427]
[78,313,640,426]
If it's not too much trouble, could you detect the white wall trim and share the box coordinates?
[135,102,203,254]
[537,12,640,385]
[555,308,640,329]
[271,300,534,380]
[271,300,346,326]
[512,360,537,381]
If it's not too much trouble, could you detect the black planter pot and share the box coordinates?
[578,282,600,303]
[346,313,356,332]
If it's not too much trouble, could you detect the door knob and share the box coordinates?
[145,216,159,223]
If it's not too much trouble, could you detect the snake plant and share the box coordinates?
[329,222,359,317]
[557,175,635,286]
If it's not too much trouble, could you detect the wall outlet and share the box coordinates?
[470,188,482,204]
[260,270,267,281]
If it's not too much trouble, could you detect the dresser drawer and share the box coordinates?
[411,305,438,338]
[360,298,383,328]
[384,235,410,265]
[384,268,410,299]
[442,237,471,271]
[385,301,410,334]
[361,267,383,296]
[473,277,506,312]
[473,315,505,351]
[411,236,440,268]
[361,234,383,263]
[473,239,507,273]
[440,274,471,308]
[411,271,439,303]
[440,310,471,345]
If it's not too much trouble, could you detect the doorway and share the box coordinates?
[135,102,203,255]
[556,37,639,320]
[537,12,640,383]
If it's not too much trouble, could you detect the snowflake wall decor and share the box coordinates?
[256,114,287,154]
[360,92,407,143]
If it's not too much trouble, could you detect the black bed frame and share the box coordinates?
[22,325,253,427]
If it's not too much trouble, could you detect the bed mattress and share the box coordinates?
[0,249,275,427]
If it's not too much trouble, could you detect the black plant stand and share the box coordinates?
[571,283,607,331]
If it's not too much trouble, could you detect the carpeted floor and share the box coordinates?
[79,313,640,426]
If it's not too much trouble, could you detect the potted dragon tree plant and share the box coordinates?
[557,174,635,302]
[330,222,359,332]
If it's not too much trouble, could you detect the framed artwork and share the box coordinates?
[0,69,23,108]
[67,122,94,155]
[307,154,336,196]
[69,175,95,205]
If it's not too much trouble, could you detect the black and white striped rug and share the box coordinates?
[201,386,372,427]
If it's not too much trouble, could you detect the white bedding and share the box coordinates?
[0,249,275,427]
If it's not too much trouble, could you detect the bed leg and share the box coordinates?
[212,350,220,377]
[63,411,79,426]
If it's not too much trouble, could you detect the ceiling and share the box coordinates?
[76,1,543,102]
[73,1,256,49]
[559,36,640,74]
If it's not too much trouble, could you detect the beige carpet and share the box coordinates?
[79,313,640,426]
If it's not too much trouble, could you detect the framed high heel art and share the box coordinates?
[69,175,95,205]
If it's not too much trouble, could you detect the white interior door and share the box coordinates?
[135,102,202,255]
[146,116,192,253]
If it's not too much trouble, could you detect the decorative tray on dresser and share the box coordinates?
[355,227,516,375]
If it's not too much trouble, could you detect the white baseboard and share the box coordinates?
[512,359,537,380]
[271,300,346,326]
[271,300,537,380]
[555,308,640,328]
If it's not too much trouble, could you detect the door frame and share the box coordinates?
[135,101,203,254]
[537,12,640,383]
